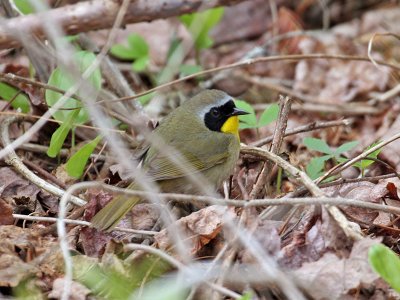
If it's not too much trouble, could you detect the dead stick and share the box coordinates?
[250,95,292,199]
[0,0,245,49]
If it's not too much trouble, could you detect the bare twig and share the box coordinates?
[288,173,399,198]
[0,110,125,133]
[241,144,363,239]
[0,0,245,49]
[250,95,292,199]
[19,142,107,160]
[0,116,86,206]
[53,177,400,216]
[251,119,353,147]
[23,159,68,189]
[100,53,400,106]
[318,131,400,183]
[12,214,158,235]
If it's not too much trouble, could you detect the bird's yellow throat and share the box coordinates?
[221,116,240,138]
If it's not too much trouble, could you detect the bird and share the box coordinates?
[91,89,248,231]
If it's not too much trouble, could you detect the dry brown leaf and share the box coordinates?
[0,199,14,225]
[293,238,382,300]
[323,181,388,224]
[211,0,271,46]
[131,203,161,231]
[80,189,115,257]
[276,7,304,54]
[294,59,390,103]
[279,208,351,269]
[53,164,76,186]
[0,225,63,288]
[240,218,281,263]
[0,254,39,287]
[0,167,40,212]
[48,278,90,300]
[154,205,235,256]
[379,115,400,171]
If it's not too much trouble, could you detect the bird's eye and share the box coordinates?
[211,108,220,117]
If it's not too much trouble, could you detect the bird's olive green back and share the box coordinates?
[142,102,235,181]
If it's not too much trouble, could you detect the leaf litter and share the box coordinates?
[2,1,400,299]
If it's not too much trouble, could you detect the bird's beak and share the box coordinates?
[231,107,249,116]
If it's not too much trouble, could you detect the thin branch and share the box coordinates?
[103,53,400,105]
[19,142,107,160]
[0,110,125,133]
[241,144,363,239]
[318,131,400,183]
[288,173,399,198]
[250,95,292,199]
[12,214,158,235]
[0,116,86,206]
[251,119,354,147]
[56,181,400,216]
[0,0,245,49]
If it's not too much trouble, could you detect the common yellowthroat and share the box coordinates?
[91,89,248,231]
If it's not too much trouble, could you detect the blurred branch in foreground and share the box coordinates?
[0,0,246,49]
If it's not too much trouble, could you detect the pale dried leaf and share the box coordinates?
[155,205,235,256]
[0,199,14,225]
[131,203,161,231]
[293,238,381,300]
[323,181,388,224]
[0,167,40,210]
[48,278,90,300]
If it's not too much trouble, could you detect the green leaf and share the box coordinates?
[304,137,333,154]
[258,103,279,127]
[13,0,36,14]
[179,64,203,77]
[180,7,224,50]
[352,142,382,170]
[0,82,30,113]
[132,56,149,72]
[47,109,80,158]
[369,244,400,293]
[336,156,348,164]
[46,50,101,123]
[306,155,332,180]
[66,135,102,178]
[334,140,359,156]
[138,93,155,105]
[234,100,257,129]
[74,51,102,90]
[110,34,149,61]
[128,34,149,58]
[238,292,253,300]
[110,44,136,60]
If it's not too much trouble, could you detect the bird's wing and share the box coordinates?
[143,133,231,181]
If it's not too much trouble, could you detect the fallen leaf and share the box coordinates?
[211,0,271,46]
[48,278,90,300]
[279,207,351,269]
[131,203,161,231]
[323,181,388,224]
[240,218,281,263]
[386,182,400,200]
[80,189,114,257]
[154,205,235,256]
[0,167,40,212]
[0,225,63,288]
[380,115,400,171]
[0,254,39,287]
[293,238,382,300]
[0,199,14,225]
